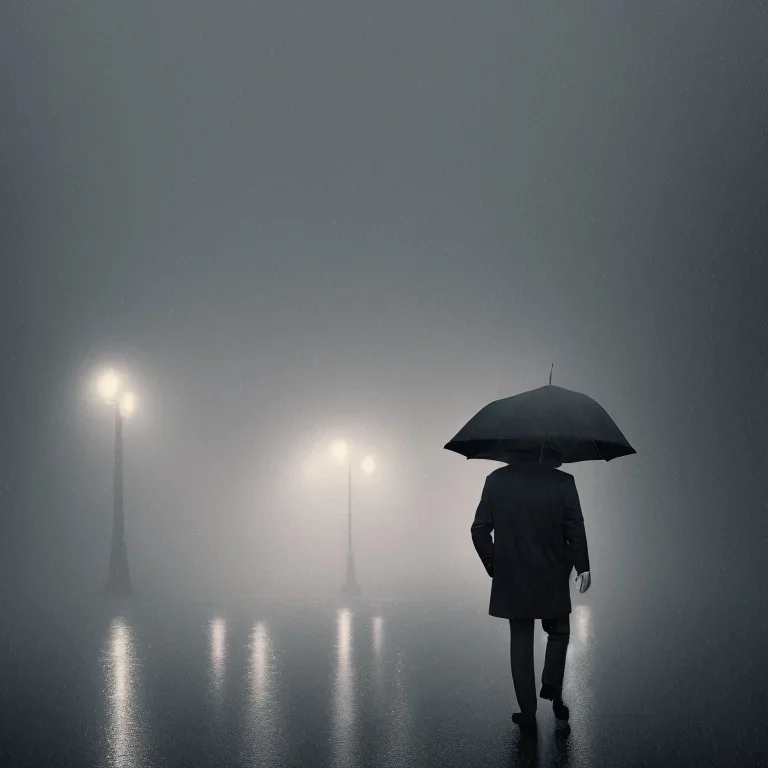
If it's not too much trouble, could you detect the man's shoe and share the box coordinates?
[511,712,538,732]
[540,684,569,721]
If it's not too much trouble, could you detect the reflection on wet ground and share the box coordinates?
[0,597,764,767]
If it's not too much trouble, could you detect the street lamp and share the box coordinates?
[97,369,136,598]
[329,440,375,600]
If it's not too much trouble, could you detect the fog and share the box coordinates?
[2,1,766,621]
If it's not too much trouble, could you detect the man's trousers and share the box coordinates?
[508,615,570,715]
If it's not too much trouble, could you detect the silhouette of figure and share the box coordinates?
[471,447,591,731]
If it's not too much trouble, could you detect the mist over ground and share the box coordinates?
[1,1,765,625]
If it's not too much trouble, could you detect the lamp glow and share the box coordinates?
[330,440,349,462]
[119,391,136,418]
[361,456,375,475]
[98,370,121,402]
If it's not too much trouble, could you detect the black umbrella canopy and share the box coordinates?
[444,385,636,464]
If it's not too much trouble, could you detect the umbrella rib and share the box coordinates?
[592,440,605,460]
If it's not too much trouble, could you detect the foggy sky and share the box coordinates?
[1,1,766,605]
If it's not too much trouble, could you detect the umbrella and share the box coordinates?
[443,378,635,465]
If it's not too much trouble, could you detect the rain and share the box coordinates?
[1,2,766,766]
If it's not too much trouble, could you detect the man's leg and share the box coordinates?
[540,615,570,700]
[509,618,537,716]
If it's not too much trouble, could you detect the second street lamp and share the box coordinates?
[329,441,374,600]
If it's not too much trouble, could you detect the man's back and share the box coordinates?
[471,463,590,619]
[492,464,573,578]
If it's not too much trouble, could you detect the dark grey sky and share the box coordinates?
[2,1,766,603]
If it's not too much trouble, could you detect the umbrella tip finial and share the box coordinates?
[549,362,554,385]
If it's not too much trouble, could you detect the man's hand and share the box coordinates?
[575,570,591,594]
[483,560,494,578]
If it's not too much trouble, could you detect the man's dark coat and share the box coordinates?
[471,462,590,619]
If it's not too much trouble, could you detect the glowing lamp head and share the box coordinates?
[119,391,136,418]
[330,440,349,462]
[361,456,375,475]
[97,370,121,403]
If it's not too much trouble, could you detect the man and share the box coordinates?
[470,447,591,732]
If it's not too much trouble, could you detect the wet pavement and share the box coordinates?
[1,596,764,767]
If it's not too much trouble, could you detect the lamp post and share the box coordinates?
[97,370,136,598]
[330,441,374,600]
